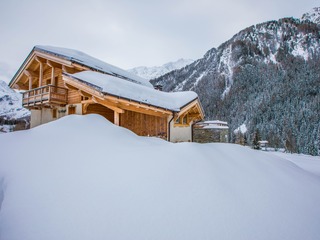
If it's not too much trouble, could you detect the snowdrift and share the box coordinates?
[0,114,320,240]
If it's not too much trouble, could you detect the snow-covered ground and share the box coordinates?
[0,114,320,240]
[265,151,320,177]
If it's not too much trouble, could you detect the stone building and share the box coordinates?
[193,120,229,143]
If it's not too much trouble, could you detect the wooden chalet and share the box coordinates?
[9,46,204,142]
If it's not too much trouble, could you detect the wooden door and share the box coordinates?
[68,106,76,115]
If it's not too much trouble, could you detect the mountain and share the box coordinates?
[152,8,320,155]
[0,80,30,132]
[127,58,194,80]
[302,7,320,24]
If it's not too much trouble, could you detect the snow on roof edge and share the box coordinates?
[64,71,199,112]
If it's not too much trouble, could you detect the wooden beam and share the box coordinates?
[81,99,95,104]
[78,90,92,98]
[63,76,105,99]
[176,100,198,118]
[24,69,38,78]
[62,65,76,74]
[71,63,90,71]
[92,96,125,114]
[35,56,47,63]
[103,94,172,116]
[46,60,61,68]
[188,113,201,118]
[82,103,91,113]
[35,51,73,66]
[64,82,79,91]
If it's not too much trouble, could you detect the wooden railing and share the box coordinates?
[22,85,68,107]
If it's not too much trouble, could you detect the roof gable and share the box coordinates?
[34,45,153,88]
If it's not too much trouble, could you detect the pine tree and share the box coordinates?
[253,129,261,150]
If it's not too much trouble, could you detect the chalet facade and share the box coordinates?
[9,46,204,142]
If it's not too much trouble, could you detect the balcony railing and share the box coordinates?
[22,85,68,107]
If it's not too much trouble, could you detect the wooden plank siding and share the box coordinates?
[84,104,114,123]
[120,109,167,139]
[68,89,82,104]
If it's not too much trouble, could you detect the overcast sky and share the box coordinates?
[0,0,318,83]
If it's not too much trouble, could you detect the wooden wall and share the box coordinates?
[84,104,114,123]
[120,109,167,139]
[51,68,81,104]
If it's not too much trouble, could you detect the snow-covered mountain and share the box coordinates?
[301,7,320,24]
[152,8,320,155]
[127,58,194,80]
[1,114,320,239]
[0,80,30,120]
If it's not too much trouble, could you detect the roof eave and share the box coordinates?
[63,73,174,113]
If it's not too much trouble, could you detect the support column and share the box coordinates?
[47,60,60,86]
[39,62,43,87]
[114,111,120,126]
[29,76,33,90]
[51,67,55,85]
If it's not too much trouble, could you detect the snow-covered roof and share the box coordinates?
[195,120,229,129]
[34,45,153,88]
[203,120,228,125]
[65,71,198,112]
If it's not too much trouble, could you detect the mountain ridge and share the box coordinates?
[127,58,194,80]
[151,8,320,155]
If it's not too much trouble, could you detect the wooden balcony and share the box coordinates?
[22,85,68,107]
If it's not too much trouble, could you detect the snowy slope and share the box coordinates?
[128,58,194,80]
[1,114,320,240]
[0,80,30,120]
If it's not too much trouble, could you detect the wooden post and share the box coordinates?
[114,111,120,126]
[51,67,55,85]
[29,77,33,90]
[39,62,43,87]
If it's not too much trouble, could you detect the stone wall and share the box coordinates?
[193,127,228,143]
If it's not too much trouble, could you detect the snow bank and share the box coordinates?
[0,115,320,240]
[67,71,198,111]
[266,151,320,177]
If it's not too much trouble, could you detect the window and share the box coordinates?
[174,115,189,127]
[81,96,89,101]
[183,115,188,124]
